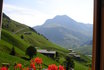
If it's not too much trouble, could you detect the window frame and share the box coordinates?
[0,0,103,70]
[0,0,3,39]
[92,0,103,70]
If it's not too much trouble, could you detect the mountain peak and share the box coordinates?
[43,15,77,26]
[34,15,93,52]
[54,15,69,18]
[53,15,73,20]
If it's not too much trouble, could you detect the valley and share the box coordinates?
[0,13,92,70]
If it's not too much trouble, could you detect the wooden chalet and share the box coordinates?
[37,49,56,58]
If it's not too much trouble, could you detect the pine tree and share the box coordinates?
[10,46,16,56]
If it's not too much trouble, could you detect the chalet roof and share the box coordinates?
[37,49,56,54]
[24,32,32,34]
[68,49,73,51]
[74,55,80,57]
[69,52,76,55]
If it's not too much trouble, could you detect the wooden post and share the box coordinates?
[100,0,104,70]
[0,0,3,40]
[92,0,101,70]
[92,0,104,70]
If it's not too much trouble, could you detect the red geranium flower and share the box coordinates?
[30,63,35,68]
[59,65,65,70]
[48,64,58,70]
[35,57,42,64]
[15,63,22,69]
[1,67,8,70]
[30,63,36,70]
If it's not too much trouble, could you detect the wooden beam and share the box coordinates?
[92,0,101,70]
[0,0,3,39]
[100,0,104,70]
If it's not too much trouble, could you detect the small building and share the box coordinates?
[74,55,80,58]
[24,32,32,35]
[88,55,92,57]
[72,50,75,53]
[69,52,76,56]
[37,49,56,58]
[68,49,73,52]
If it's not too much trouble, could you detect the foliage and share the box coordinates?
[26,46,37,59]
[63,56,74,70]
[10,46,16,56]
[20,35,24,39]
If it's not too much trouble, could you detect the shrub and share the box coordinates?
[10,47,16,56]
[26,46,37,59]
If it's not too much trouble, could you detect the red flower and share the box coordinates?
[33,67,36,70]
[59,65,65,70]
[30,63,35,68]
[15,63,22,69]
[48,64,58,70]
[30,63,36,70]
[1,67,8,70]
[35,57,42,64]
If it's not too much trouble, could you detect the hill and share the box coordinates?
[34,15,93,49]
[2,13,69,53]
[1,13,68,69]
[0,13,91,70]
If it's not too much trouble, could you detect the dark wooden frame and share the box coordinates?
[0,0,3,28]
[0,0,3,39]
[92,0,104,70]
[0,0,104,70]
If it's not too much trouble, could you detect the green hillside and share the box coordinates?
[2,14,69,54]
[0,13,91,70]
[74,61,89,70]
[74,45,92,55]
[0,29,60,69]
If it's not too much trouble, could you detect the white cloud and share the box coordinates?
[3,0,93,27]
[3,4,49,27]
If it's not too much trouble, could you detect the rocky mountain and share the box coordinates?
[34,15,93,49]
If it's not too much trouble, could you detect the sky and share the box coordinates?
[3,0,94,27]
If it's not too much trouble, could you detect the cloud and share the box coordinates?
[3,0,93,27]
[3,4,49,27]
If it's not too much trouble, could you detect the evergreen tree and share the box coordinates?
[21,35,24,39]
[64,56,74,70]
[26,45,37,59]
[10,47,16,56]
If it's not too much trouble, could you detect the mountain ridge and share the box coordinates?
[34,15,93,49]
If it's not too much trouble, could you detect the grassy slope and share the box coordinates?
[74,45,92,55]
[0,51,30,70]
[17,28,69,53]
[0,30,27,56]
[0,14,66,68]
[74,61,89,70]
[2,15,69,54]
[0,13,90,69]
[0,29,59,69]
